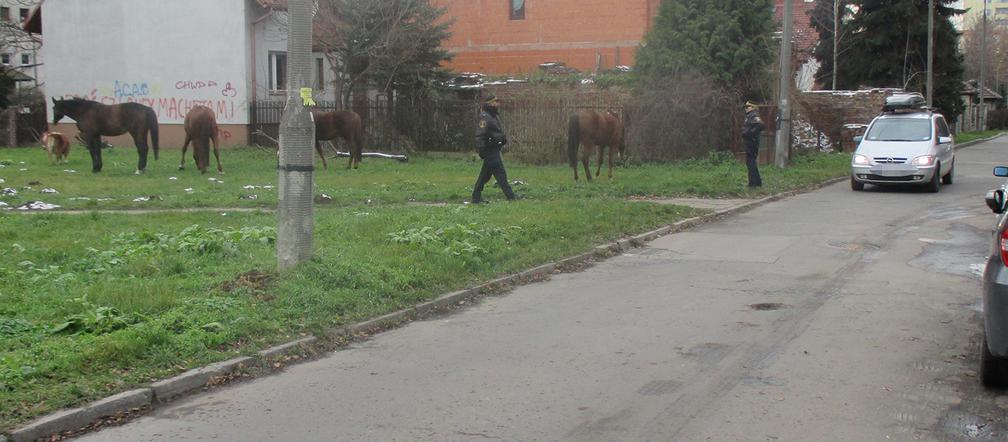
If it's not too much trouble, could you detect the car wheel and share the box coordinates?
[851,174,864,191]
[942,161,954,185]
[927,163,941,193]
[981,331,1008,387]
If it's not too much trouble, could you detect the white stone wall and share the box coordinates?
[42,0,252,124]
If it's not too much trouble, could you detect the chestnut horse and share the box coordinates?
[312,109,364,169]
[41,131,71,164]
[51,98,159,173]
[567,109,625,181]
[179,106,223,174]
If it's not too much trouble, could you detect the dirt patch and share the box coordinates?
[220,270,275,299]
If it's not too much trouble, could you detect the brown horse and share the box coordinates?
[179,106,222,174]
[567,109,625,181]
[312,109,364,169]
[41,131,71,164]
[52,98,159,173]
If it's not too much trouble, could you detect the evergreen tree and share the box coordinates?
[634,0,775,96]
[838,0,965,121]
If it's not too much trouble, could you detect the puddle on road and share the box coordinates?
[908,223,988,279]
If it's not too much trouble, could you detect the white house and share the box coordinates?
[31,0,336,147]
[3,0,42,89]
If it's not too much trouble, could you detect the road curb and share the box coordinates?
[150,357,254,403]
[7,389,151,442]
[1,175,846,440]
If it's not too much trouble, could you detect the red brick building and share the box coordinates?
[433,0,660,75]
[435,1,820,79]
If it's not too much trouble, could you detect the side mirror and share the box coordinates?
[938,136,952,144]
[987,189,1006,214]
[853,135,863,143]
[995,166,1008,177]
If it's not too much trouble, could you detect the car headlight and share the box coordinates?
[852,154,870,165]
[911,155,935,166]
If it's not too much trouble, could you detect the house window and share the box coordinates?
[1,54,11,66]
[269,51,287,92]
[315,58,325,91]
[19,8,28,22]
[509,0,525,20]
[0,8,9,21]
[20,54,29,66]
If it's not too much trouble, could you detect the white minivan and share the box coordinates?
[850,93,955,192]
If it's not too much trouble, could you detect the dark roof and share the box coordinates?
[963,81,1004,100]
[4,69,34,82]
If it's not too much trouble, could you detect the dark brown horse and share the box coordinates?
[52,98,159,173]
[179,106,222,174]
[312,109,364,169]
[567,109,625,181]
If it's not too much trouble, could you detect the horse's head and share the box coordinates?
[51,97,66,124]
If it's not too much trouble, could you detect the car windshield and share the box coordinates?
[865,119,932,142]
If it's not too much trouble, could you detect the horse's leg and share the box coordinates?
[592,146,600,177]
[572,145,580,181]
[607,144,615,179]
[314,141,328,169]
[86,136,102,172]
[211,131,223,174]
[179,134,191,170]
[582,143,593,182]
[133,130,149,174]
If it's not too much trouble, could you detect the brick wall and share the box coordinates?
[792,89,899,152]
[434,0,658,74]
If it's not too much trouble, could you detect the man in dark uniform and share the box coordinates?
[471,94,517,204]
[741,101,765,187]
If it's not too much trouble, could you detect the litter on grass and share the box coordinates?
[16,201,60,210]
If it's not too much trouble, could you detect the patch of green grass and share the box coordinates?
[956,130,1004,144]
[0,147,849,209]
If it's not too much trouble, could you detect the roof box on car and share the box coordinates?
[883,93,927,112]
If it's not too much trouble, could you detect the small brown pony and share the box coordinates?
[179,106,223,174]
[41,131,71,164]
[52,98,159,173]
[312,110,364,169]
[567,109,625,181]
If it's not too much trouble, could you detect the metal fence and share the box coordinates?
[249,97,479,153]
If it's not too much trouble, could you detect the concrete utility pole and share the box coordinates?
[277,0,316,270]
[927,0,934,107]
[980,3,988,130]
[775,0,793,168]
[833,0,839,90]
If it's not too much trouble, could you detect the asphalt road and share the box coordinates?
[81,140,1008,441]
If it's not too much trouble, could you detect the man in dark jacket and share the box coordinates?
[742,101,765,187]
[471,94,517,203]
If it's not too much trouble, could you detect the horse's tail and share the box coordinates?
[147,108,159,160]
[567,114,580,168]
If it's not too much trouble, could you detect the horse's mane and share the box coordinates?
[57,97,100,110]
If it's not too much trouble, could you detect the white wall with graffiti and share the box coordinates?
[42,0,252,125]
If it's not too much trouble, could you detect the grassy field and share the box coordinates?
[0,146,849,210]
[0,145,850,430]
